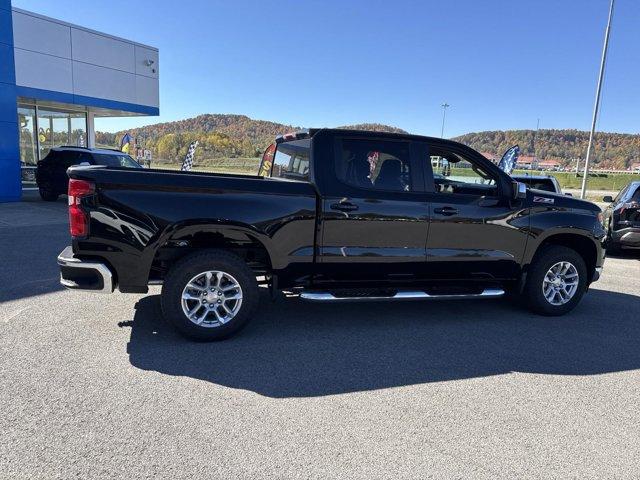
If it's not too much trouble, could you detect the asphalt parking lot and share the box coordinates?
[1,198,640,479]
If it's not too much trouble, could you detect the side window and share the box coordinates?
[78,152,92,164]
[630,185,640,202]
[271,139,310,181]
[61,151,82,168]
[429,148,498,196]
[336,138,411,192]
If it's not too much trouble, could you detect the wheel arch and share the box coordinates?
[525,230,599,283]
[150,222,275,282]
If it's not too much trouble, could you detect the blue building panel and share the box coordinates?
[0,82,17,123]
[0,0,19,202]
[0,8,13,45]
[15,86,159,117]
[0,120,19,158]
[0,43,16,84]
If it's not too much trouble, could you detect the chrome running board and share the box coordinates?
[299,288,505,302]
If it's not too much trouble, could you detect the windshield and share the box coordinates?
[93,153,141,168]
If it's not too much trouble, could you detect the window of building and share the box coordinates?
[37,108,87,159]
[17,104,88,190]
[18,106,37,189]
[336,138,411,192]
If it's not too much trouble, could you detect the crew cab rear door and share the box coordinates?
[314,131,430,283]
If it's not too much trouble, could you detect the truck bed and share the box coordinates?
[67,165,318,292]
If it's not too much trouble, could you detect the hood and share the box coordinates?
[528,188,601,213]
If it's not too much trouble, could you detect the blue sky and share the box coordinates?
[13,0,640,136]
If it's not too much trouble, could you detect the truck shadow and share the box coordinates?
[125,288,640,398]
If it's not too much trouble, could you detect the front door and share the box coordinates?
[423,142,529,280]
[318,135,429,284]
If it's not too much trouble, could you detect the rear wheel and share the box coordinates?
[161,250,259,341]
[39,187,58,201]
[524,245,587,316]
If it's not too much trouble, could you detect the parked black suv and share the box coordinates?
[36,146,141,201]
[602,181,640,250]
[57,129,606,341]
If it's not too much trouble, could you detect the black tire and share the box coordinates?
[523,245,587,316]
[39,187,58,202]
[161,250,259,341]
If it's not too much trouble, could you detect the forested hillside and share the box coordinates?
[95,114,407,163]
[453,129,640,169]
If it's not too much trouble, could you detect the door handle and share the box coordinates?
[434,206,459,216]
[331,201,358,212]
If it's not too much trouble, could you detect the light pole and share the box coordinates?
[581,0,615,199]
[533,118,540,169]
[440,102,450,138]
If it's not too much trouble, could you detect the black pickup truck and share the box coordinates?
[58,129,606,340]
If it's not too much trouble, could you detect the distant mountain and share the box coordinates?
[95,114,407,163]
[453,129,640,170]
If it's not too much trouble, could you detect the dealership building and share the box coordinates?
[0,0,159,201]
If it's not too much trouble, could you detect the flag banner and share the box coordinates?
[498,145,520,175]
[181,141,199,171]
[120,133,133,154]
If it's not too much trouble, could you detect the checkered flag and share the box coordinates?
[181,141,199,171]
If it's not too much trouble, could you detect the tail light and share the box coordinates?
[620,202,638,215]
[68,179,95,238]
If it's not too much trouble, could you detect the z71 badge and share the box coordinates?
[533,196,555,204]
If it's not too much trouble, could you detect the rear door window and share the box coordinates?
[60,151,83,168]
[336,138,412,192]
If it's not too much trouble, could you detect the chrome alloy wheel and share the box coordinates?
[180,270,243,327]
[542,261,579,306]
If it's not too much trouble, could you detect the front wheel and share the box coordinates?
[161,250,259,341]
[523,245,587,316]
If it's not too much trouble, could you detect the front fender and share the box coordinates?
[522,204,605,270]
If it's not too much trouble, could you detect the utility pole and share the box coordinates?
[581,0,615,199]
[440,102,450,138]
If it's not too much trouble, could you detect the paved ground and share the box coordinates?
[1,199,640,479]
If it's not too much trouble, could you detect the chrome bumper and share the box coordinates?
[57,246,114,293]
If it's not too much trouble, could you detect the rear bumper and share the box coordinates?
[612,227,640,248]
[57,246,114,293]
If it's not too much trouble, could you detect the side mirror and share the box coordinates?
[513,181,527,199]
[602,195,613,203]
[565,192,573,197]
